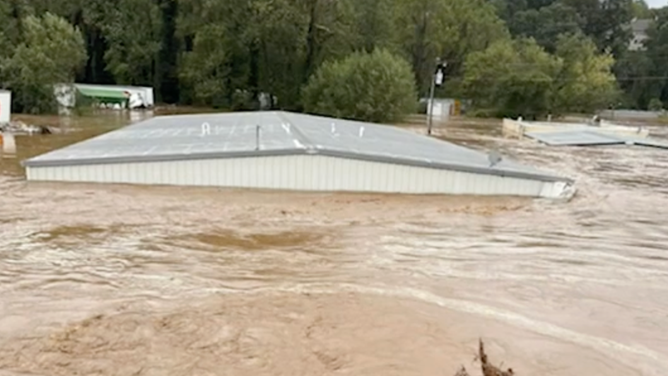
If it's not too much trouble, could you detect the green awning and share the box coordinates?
[76,87,128,103]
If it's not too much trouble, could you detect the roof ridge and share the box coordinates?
[275,111,316,152]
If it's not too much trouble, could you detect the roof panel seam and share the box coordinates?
[276,112,314,149]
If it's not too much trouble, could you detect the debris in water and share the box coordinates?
[454,339,515,376]
[454,366,470,376]
[0,120,55,135]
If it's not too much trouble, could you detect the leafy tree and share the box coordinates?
[249,0,330,109]
[178,23,230,108]
[643,7,668,107]
[101,0,162,87]
[463,38,561,118]
[177,0,355,110]
[0,0,23,49]
[394,0,508,94]
[648,98,663,111]
[615,50,656,109]
[561,0,634,57]
[553,33,619,113]
[508,2,584,52]
[302,49,417,123]
[351,0,397,53]
[0,0,653,116]
[5,12,87,113]
[631,0,651,18]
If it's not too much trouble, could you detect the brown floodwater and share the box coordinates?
[1,112,668,376]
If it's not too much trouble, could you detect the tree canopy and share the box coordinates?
[0,0,666,118]
[3,12,87,113]
[302,49,417,123]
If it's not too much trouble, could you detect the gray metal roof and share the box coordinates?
[23,111,571,183]
[526,130,668,149]
[525,130,625,146]
[621,136,668,149]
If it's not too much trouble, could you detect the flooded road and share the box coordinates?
[1,112,667,375]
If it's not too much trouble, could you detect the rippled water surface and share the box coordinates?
[1,112,667,376]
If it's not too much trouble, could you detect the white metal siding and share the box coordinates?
[0,91,11,123]
[25,155,568,198]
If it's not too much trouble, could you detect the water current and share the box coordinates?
[0,112,667,375]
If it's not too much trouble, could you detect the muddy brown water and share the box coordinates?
[1,112,667,376]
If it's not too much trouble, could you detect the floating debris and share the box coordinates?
[0,121,56,136]
[454,339,514,376]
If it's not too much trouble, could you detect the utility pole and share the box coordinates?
[427,58,447,136]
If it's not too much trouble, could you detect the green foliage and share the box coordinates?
[302,49,417,123]
[5,12,87,113]
[643,8,668,107]
[648,98,663,111]
[560,0,634,57]
[351,0,397,53]
[179,23,231,108]
[508,2,584,52]
[394,0,509,93]
[494,0,634,57]
[463,33,618,117]
[0,0,663,116]
[463,38,561,118]
[553,33,619,113]
[615,50,655,109]
[102,0,162,86]
[632,0,652,18]
[176,0,356,110]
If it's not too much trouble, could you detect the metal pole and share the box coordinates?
[427,76,436,135]
[427,58,445,136]
[256,125,260,151]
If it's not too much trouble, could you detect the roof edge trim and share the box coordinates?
[22,148,572,184]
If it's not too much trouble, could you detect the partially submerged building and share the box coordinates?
[503,117,650,139]
[503,118,668,149]
[22,112,574,198]
[55,83,154,112]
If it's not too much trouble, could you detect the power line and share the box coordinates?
[442,76,668,83]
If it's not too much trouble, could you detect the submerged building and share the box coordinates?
[54,83,155,112]
[503,118,668,149]
[22,112,574,198]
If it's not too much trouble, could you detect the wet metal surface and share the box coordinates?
[1,113,668,376]
[24,112,566,182]
[526,129,668,149]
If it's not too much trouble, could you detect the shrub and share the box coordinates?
[648,98,664,112]
[302,49,417,123]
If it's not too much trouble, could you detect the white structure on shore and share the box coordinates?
[54,83,154,113]
[0,90,11,124]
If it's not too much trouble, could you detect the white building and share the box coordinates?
[54,83,155,112]
[630,18,651,51]
[22,111,574,198]
[0,90,11,123]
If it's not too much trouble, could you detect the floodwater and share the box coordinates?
[1,112,667,376]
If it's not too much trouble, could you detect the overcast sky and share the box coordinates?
[648,0,668,8]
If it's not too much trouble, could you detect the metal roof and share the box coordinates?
[526,129,668,149]
[621,136,668,149]
[77,87,129,99]
[525,130,625,146]
[23,111,571,183]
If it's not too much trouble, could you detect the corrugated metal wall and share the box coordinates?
[26,155,568,198]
